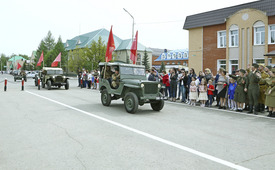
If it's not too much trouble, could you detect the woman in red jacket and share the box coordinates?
[162,70,170,100]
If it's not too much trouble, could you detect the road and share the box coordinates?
[0,74,275,170]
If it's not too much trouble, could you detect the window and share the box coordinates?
[217,60,226,71]
[229,60,238,74]
[253,59,265,64]
[229,30,238,47]
[217,31,226,48]
[254,26,265,45]
[269,25,275,44]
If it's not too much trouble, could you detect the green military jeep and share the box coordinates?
[99,62,164,113]
[39,67,69,90]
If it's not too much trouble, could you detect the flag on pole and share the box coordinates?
[51,52,61,67]
[37,51,44,66]
[17,63,22,70]
[105,26,115,62]
[130,31,138,64]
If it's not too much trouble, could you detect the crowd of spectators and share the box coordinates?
[147,64,275,117]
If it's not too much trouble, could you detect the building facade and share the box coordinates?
[183,0,275,74]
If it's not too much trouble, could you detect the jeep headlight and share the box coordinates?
[141,83,144,88]
[52,76,55,79]
[158,84,161,88]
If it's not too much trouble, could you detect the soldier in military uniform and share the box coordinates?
[245,63,261,114]
[230,69,246,112]
[264,68,275,117]
[101,66,112,84]
[258,64,270,112]
[112,68,120,89]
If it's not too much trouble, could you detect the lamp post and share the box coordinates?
[123,8,134,42]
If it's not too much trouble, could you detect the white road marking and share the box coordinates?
[26,90,250,170]
[166,101,275,120]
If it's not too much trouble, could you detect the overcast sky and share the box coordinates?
[0,0,257,56]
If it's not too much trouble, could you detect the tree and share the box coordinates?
[142,50,150,70]
[1,53,8,71]
[22,61,27,70]
[51,36,68,69]
[85,36,106,71]
[160,61,166,72]
[68,48,86,73]
[44,31,56,51]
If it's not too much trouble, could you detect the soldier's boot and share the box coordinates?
[248,105,253,114]
[267,111,273,117]
[254,105,258,115]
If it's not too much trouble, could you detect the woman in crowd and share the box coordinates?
[198,78,208,107]
[265,68,275,117]
[179,69,188,103]
[217,70,229,109]
[204,68,213,84]
[170,68,178,102]
[229,69,247,112]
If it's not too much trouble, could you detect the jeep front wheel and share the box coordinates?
[150,100,164,111]
[124,92,138,114]
[101,89,111,106]
[65,80,69,90]
[47,81,52,90]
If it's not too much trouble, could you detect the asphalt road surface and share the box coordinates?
[0,74,275,170]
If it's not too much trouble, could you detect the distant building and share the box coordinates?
[183,0,275,74]
[151,48,189,71]
[64,28,153,66]
[7,56,26,70]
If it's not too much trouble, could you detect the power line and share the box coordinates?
[136,19,185,25]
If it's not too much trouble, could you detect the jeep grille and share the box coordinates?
[56,76,63,82]
[144,84,158,94]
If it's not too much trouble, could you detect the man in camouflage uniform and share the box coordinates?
[112,68,120,89]
[258,64,270,112]
[245,63,261,114]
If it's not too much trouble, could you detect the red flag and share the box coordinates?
[105,26,115,62]
[51,52,61,67]
[130,31,138,64]
[17,63,22,69]
[37,51,44,66]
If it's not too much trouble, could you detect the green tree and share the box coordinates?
[84,36,106,71]
[160,61,166,72]
[68,47,86,73]
[1,53,8,71]
[142,50,150,70]
[22,61,27,70]
[44,31,56,51]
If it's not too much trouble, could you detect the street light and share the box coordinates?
[123,8,134,42]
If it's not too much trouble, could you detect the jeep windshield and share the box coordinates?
[46,70,63,75]
[120,66,145,76]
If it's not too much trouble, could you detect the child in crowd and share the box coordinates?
[198,78,208,107]
[228,78,237,110]
[207,80,215,107]
[189,81,198,106]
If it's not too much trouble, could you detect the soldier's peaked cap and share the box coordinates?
[252,63,259,68]
[239,69,246,74]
